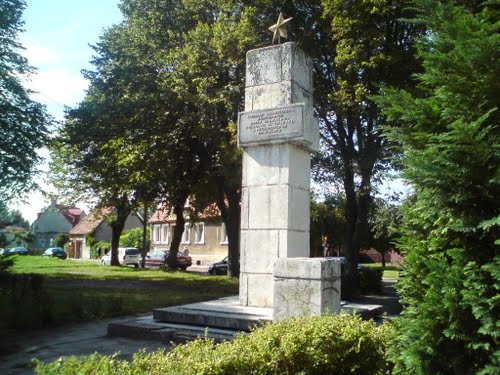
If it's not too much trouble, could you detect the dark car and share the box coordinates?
[143,250,192,271]
[5,247,28,256]
[208,256,228,275]
[42,247,68,260]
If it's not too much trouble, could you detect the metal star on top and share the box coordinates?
[268,12,293,45]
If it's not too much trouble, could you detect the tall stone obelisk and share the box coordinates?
[238,42,319,308]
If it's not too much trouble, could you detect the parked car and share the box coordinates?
[143,250,192,270]
[208,256,228,275]
[4,247,28,256]
[100,247,141,267]
[42,247,68,260]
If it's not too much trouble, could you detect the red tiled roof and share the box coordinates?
[148,203,221,224]
[69,207,115,236]
[148,207,171,224]
[61,207,84,226]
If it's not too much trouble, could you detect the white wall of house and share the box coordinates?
[76,213,143,259]
[150,221,228,264]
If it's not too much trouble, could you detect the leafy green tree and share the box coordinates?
[378,1,499,373]
[368,196,402,267]
[242,0,422,290]
[120,227,148,249]
[0,0,51,200]
[310,194,346,257]
[54,233,69,248]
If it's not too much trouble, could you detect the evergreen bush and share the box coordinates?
[35,313,393,375]
[378,0,499,373]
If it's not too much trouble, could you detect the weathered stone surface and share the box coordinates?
[273,258,341,321]
[239,42,318,308]
[239,104,304,146]
[245,43,312,91]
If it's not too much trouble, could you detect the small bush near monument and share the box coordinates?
[35,312,393,375]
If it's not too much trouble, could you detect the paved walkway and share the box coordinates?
[0,279,400,375]
[0,317,170,375]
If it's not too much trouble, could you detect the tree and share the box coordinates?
[378,1,499,373]
[368,196,402,267]
[311,0,422,293]
[310,194,346,257]
[240,0,423,290]
[120,227,148,249]
[0,0,51,200]
[54,233,69,248]
[0,198,30,248]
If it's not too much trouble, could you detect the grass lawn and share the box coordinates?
[0,256,238,337]
[359,263,401,280]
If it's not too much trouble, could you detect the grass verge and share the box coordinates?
[0,256,238,342]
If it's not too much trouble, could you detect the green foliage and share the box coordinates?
[368,197,403,266]
[358,267,383,294]
[0,255,15,272]
[119,227,147,249]
[0,199,29,229]
[378,1,500,373]
[310,194,346,256]
[311,0,424,279]
[91,241,110,259]
[0,0,51,200]
[54,233,69,248]
[35,313,393,375]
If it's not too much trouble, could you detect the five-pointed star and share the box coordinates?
[268,12,293,45]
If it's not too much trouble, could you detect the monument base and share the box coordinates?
[273,257,341,321]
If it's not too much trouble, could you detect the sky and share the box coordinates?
[11,0,123,223]
[11,0,408,223]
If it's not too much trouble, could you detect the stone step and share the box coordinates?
[153,296,273,331]
[108,296,384,344]
[108,315,244,345]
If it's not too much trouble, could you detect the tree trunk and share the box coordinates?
[110,195,132,266]
[215,177,241,277]
[141,203,149,267]
[167,194,188,268]
[342,163,360,296]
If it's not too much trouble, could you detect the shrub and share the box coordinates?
[358,267,383,294]
[91,241,110,259]
[119,227,147,249]
[54,233,69,248]
[378,1,499,373]
[35,313,393,375]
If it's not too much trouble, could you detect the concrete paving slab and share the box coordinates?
[0,317,170,375]
[154,296,273,331]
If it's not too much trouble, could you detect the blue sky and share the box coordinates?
[13,0,123,222]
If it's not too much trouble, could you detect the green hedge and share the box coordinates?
[35,313,393,375]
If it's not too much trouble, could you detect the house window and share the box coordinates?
[220,222,228,244]
[194,222,205,244]
[160,224,169,244]
[153,224,161,244]
[181,223,191,244]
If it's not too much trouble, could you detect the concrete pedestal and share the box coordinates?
[273,258,341,320]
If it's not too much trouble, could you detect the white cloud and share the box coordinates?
[22,40,59,66]
[29,70,87,108]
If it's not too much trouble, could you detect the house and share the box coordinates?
[68,207,143,259]
[30,201,86,249]
[148,204,228,265]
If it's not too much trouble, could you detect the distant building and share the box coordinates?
[31,202,86,249]
[68,207,142,259]
[148,204,228,265]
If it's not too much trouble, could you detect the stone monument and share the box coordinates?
[238,15,341,318]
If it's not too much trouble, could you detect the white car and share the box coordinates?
[100,247,141,267]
